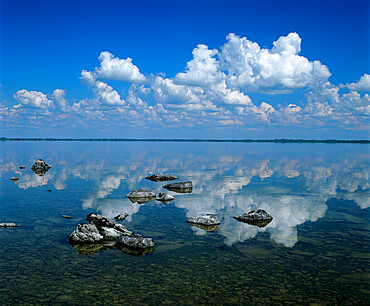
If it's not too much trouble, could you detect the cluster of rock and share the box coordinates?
[125,173,192,205]
[10,159,51,182]
[31,159,51,176]
[69,213,155,256]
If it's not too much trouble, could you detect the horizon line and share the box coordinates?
[0,137,369,144]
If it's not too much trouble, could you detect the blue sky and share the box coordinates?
[1,0,369,139]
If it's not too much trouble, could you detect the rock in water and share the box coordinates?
[19,166,26,169]
[145,173,179,182]
[156,192,174,203]
[31,159,51,176]
[116,235,155,249]
[69,213,134,244]
[187,214,221,226]
[69,223,104,243]
[114,213,128,221]
[0,223,21,228]
[126,189,156,204]
[163,181,193,193]
[10,177,19,181]
[233,209,273,227]
[61,215,72,219]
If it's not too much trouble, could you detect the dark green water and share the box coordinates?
[0,141,369,304]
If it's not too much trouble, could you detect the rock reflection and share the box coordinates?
[234,219,272,228]
[71,242,116,256]
[187,223,220,232]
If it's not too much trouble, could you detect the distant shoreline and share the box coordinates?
[1,138,369,144]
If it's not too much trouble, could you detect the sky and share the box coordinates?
[1,0,369,139]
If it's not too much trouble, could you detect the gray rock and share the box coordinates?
[145,173,179,182]
[233,209,273,227]
[69,213,134,244]
[126,189,155,199]
[116,235,155,249]
[187,214,221,226]
[0,223,21,228]
[31,159,51,176]
[10,177,19,181]
[114,213,128,221]
[69,223,104,243]
[156,192,174,203]
[126,189,156,204]
[163,181,193,193]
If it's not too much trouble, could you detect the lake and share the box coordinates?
[0,141,369,304]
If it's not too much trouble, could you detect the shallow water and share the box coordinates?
[0,141,369,304]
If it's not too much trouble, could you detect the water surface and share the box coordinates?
[0,141,369,304]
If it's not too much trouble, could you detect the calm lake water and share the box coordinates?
[0,141,369,304]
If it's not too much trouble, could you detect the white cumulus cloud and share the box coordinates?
[344,74,370,92]
[95,51,146,83]
[219,32,331,92]
[14,89,53,109]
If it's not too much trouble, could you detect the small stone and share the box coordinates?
[31,159,51,176]
[156,192,174,203]
[116,235,155,249]
[187,215,221,226]
[114,213,128,221]
[0,223,21,228]
[126,189,155,204]
[233,209,273,227]
[145,173,179,182]
[163,181,193,193]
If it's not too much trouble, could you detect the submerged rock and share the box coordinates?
[10,177,19,181]
[0,223,21,228]
[126,189,156,204]
[116,235,155,249]
[233,209,273,227]
[31,159,51,176]
[156,192,174,203]
[73,242,116,256]
[69,213,134,244]
[116,244,155,257]
[114,213,128,221]
[145,173,179,182]
[163,181,193,193]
